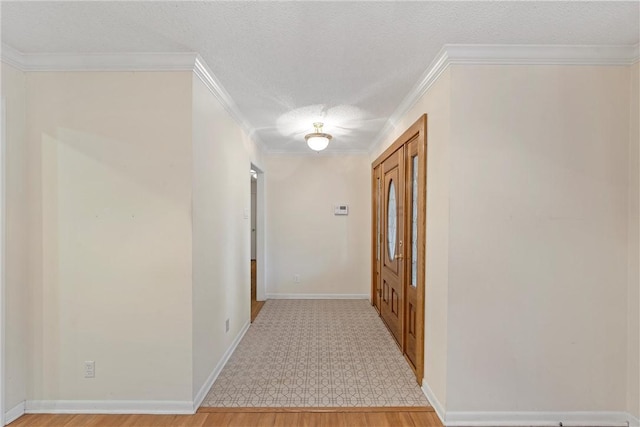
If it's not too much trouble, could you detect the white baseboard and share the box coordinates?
[421,380,445,425]
[5,401,25,425]
[19,320,252,416]
[445,411,634,426]
[192,319,250,411]
[266,293,369,299]
[628,412,640,427]
[25,400,193,414]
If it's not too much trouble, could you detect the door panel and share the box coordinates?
[380,146,404,346]
[403,136,424,377]
[383,280,389,303]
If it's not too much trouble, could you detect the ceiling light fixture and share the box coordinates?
[304,122,332,152]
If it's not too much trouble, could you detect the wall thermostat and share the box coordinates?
[334,205,349,215]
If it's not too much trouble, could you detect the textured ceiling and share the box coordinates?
[2,1,639,153]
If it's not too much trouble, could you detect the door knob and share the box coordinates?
[396,254,404,260]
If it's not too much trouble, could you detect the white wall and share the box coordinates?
[191,74,263,399]
[265,154,370,297]
[369,63,634,418]
[1,63,28,413]
[628,61,640,419]
[370,69,451,410]
[8,66,265,409]
[25,71,194,402]
[6,56,635,421]
[447,65,631,412]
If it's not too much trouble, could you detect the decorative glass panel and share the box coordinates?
[411,156,418,287]
[388,179,397,260]
[377,177,381,260]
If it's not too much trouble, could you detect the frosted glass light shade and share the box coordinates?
[304,122,332,151]
[307,136,330,151]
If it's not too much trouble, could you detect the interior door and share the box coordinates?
[380,146,404,346]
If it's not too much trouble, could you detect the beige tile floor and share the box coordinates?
[201,299,430,407]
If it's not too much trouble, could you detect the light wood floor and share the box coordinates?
[9,407,442,426]
[251,299,265,323]
[250,259,264,323]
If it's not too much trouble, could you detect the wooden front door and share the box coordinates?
[380,146,404,346]
[371,114,427,385]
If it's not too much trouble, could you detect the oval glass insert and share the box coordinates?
[388,179,397,260]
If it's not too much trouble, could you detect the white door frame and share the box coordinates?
[250,163,266,302]
[1,97,7,426]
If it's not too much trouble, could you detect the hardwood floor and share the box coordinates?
[8,408,442,426]
[250,259,264,322]
[251,299,265,323]
[251,260,257,302]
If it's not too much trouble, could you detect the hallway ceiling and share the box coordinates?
[2,1,639,153]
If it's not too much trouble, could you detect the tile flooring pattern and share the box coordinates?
[202,299,430,407]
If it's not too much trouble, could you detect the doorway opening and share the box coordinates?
[371,115,427,385]
[250,164,265,322]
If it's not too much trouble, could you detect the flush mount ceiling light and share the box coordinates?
[304,122,332,152]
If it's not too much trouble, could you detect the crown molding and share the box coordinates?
[368,45,450,156]
[0,44,266,151]
[192,55,266,150]
[369,43,640,155]
[2,43,636,156]
[1,44,25,70]
[444,43,639,66]
[1,44,198,72]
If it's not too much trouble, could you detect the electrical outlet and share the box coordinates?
[84,361,95,378]
[293,274,300,283]
[225,318,230,333]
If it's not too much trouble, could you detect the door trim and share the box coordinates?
[1,97,6,426]
[251,163,266,302]
[371,114,427,384]
[371,165,380,313]
[372,115,426,169]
